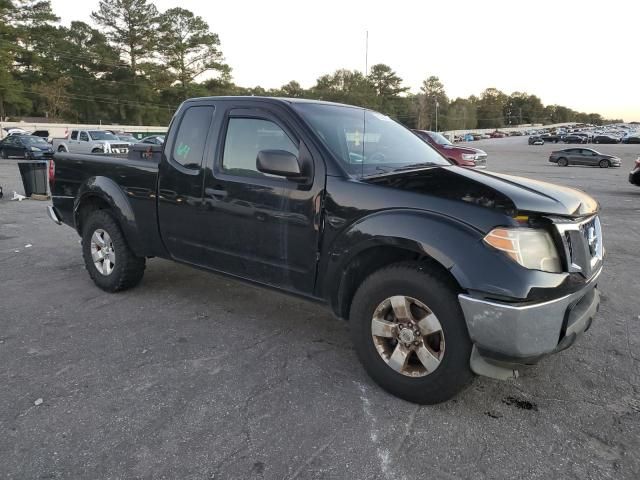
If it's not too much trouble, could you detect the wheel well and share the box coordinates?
[75,196,111,235]
[334,245,461,320]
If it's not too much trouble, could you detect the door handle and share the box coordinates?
[205,187,228,199]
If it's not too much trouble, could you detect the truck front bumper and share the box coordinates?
[458,267,601,365]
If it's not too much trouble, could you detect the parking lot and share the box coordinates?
[1,136,639,480]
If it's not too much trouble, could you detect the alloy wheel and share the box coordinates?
[90,229,116,276]
[371,295,445,377]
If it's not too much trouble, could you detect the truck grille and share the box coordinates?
[555,215,603,279]
[111,144,128,150]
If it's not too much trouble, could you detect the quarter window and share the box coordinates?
[222,118,298,178]
[171,106,214,169]
[70,131,78,140]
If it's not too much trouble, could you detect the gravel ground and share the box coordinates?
[0,137,639,480]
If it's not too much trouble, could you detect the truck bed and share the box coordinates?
[51,152,164,257]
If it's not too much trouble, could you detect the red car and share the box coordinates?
[490,131,508,138]
[413,130,487,168]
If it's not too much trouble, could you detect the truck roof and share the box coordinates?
[183,96,363,110]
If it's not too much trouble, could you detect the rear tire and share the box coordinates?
[599,159,610,168]
[81,210,146,292]
[349,262,474,404]
[557,157,569,167]
[0,149,7,159]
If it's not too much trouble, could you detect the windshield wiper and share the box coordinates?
[360,163,441,179]
[391,162,441,172]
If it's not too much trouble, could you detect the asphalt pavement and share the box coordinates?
[0,137,639,479]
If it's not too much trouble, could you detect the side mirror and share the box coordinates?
[256,150,303,179]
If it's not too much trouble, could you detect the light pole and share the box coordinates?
[435,100,439,132]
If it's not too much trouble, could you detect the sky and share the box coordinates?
[50,0,639,121]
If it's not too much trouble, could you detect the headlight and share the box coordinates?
[484,227,562,273]
[30,146,41,152]
[461,153,478,161]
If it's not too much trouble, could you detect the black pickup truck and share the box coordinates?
[48,97,604,404]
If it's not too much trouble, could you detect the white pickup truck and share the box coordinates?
[51,130,130,155]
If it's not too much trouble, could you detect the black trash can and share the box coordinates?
[18,161,48,197]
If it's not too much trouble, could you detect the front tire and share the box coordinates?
[349,262,474,404]
[81,210,145,292]
[599,159,610,168]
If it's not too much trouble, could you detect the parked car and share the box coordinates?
[52,130,130,154]
[115,134,139,144]
[462,133,475,142]
[490,131,507,138]
[593,135,620,144]
[0,134,54,159]
[2,127,28,138]
[31,130,50,140]
[622,135,640,144]
[540,133,561,143]
[413,130,487,168]
[563,134,588,144]
[528,135,544,145]
[549,148,621,168]
[140,135,165,145]
[629,156,640,186]
[48,96,604,404]
[472,133,484,140]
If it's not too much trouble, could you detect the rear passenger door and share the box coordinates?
[157,103,216,264]
[565,149,582,165]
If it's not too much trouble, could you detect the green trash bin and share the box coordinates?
[18,161,48,197]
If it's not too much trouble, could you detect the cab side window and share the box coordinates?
[171,106,214,169]
[222,118,298,178]
[79,132,89,142]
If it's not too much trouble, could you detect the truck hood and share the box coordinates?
[365,166,599,217]
[441,144,486,155]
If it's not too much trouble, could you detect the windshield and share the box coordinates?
[117,135,137,142]
[88,131,117,140]
[427,131,452,146]
[293,103,450,177]
[22,136,49,145]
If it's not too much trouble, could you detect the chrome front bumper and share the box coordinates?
[459,268,601,361]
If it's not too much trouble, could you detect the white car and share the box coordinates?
[52,130,130,155]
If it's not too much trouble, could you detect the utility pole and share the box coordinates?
[435,100,439,132]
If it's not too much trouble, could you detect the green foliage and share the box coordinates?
[157,7,228,100]
[0,0,622,127]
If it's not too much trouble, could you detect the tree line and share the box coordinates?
[0,0,623,129]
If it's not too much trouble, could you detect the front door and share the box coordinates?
[157,103,216,264]
[199,102,325,295]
